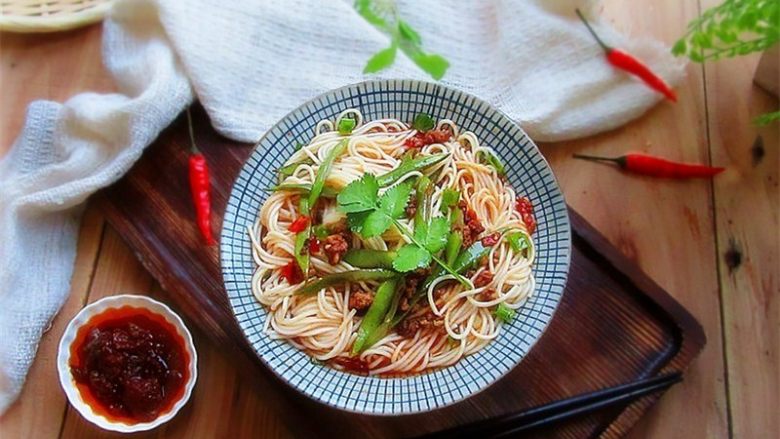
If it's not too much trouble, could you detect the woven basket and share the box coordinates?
[0,0,114,33]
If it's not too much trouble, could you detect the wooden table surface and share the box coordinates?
[1,1,777,437]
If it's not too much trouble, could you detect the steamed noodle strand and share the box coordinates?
[249,110,535,375]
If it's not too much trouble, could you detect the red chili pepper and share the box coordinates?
[575,9,677,102]
[186,109,216,245]
[573,153,725,178]
[308,237,321,254]
[404,129,451,149]
[280,260,304,284]
[514,197,536,234]
[288,216,310,233]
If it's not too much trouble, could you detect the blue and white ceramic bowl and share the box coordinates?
[221,80,570,415]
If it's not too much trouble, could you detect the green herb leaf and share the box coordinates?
[398,20,422,45]
[313,224,330,239]
[338,117,357,135]
[440,188,460,213]
[354,0,450,79]
[347,210,371,234]
[671,39,686,56]
[364,44,397,74]
[507,231,532,257]
[354,0,388,27]
[754,110,780,126]
[393,243,432,272]
[378,182,414,219]
[414,216,449,253]
[412,113,435,132]
[673,0,780,62]
[478,149,506,176]
[411,53,450,80]
[337,173,379,213]
[495,303,515,323]
[361,210,394,237]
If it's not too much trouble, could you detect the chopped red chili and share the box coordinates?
[280,260,304,284]
[308,237,321,254]
[288,216,310,233]
[404,129,451,149]
[515,197,536,234]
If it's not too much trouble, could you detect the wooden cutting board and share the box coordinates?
[95,104,705,438]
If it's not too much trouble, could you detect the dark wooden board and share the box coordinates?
[96,104,705,438]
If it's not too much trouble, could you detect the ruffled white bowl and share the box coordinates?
[57,294,198,433]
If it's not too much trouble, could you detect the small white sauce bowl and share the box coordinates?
[57,294,198,433]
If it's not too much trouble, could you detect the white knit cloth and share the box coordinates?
[0,0,684,413]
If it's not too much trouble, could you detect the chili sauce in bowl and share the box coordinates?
[58,295,197,432]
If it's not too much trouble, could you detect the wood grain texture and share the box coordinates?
[95,102,705,438]
[0,206,104,439]
[0,24,112,439]
[57,229,295,439]
[545,1,731,438]
[702,26,780,439]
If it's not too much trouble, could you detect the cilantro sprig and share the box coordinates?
[355,0,450,79]
[394,216,449,271]
[672,0,779,63]
[337,173,467,283]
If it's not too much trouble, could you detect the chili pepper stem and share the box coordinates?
[575,8,611,52]
[572,153,624,167]
[186,107,201,154]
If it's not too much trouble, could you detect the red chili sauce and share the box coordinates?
[69,306,189,424]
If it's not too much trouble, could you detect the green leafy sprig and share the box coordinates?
[355,0,450,79]
[754,110,780,126]
[672,0,779,62]
[337,173,467,283]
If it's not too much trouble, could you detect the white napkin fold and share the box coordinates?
[0,0,684,413]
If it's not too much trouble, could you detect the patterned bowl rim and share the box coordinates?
[220,79,571,415]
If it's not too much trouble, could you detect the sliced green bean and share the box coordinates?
[352,278,399,354]
[277,157,313,180]
[308,139,348,208]
[376,153,448,187]
[295,270,396,295]
[444,231,463,266]
[266,184,337,198]
[343,249,397,269]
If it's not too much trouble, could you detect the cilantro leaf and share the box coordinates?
[338,174,379,213]
[393,244,432,272]
[425,216,449,253]
[364,44,397,74]
[354,0,388,28]
[398,20,421,45]
[410,53,450,80]
[356,1,449,80]
[347,211,371,234]
[361,210,393,237]
[412,113,435,132]
[378,182,413,219]
[478,149,506,176]
[412,215,449,253]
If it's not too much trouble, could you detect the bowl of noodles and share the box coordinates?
[221,80,570,414]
